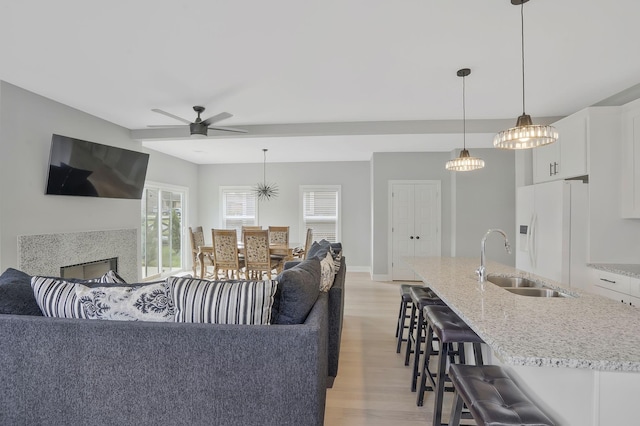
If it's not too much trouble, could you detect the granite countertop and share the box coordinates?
[405,257,640,372]
[588,263,640,279]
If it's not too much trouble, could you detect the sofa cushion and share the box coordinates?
[30,271,127,319]
[306,241,331,260]
[319,252,337,292]
[168,276,278,324]
[75,281,174,322]
[274,258,321,325]
[0,268,43,316]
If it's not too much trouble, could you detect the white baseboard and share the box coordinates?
[347,266,371,273]
[371,273,392,282]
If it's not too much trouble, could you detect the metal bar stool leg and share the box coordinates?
[404,303,417,366]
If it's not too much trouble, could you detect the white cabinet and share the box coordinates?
[533,109,588,183]
[589,268,639,308]
[621,98,640,218]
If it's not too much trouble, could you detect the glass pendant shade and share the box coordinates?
[494,0,558,150]
[446,67,484,172]
[446,149,486,172]
[493,114,558,149]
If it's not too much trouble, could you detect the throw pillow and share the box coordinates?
[0,268,43,316]
[30,270,129,319]
[319,251,337,292]
[274,258,321,325]
[168,276,278,325]
[306,241,330,261]
[75,281,174,322]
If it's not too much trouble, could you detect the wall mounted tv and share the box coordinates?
[46,134,150,200]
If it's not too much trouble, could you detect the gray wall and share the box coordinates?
[197,161,371,269]
[0,81,198,278]
[452,148,516,266]
[371,150,516,278]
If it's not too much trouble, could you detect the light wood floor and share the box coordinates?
[325,272,466,426]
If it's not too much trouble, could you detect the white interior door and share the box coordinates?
[391,182,440,281]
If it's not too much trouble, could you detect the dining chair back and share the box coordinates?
[243,229,280,279]
[241,225,262,242]
[303,228,314,260]
[268,226,289,247]
[189,226,214,278]
[212,229,245,279]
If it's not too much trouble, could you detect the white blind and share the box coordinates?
[302,188,339,242]
[222,189,257,237]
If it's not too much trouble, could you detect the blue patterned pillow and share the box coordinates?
[167,276,278,325]
[75,281,174,322]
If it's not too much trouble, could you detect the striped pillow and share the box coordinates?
[30,271,126,319]
[167,277,278,325]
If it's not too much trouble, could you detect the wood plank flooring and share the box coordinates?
[324,272,465,426]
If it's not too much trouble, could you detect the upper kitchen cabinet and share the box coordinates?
[533,109,588,183]
[621,98,640,218]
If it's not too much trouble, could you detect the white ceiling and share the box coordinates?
[2,0,640,164]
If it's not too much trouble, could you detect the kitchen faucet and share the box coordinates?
[476,229,511,282]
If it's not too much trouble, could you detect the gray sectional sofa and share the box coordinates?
[0,256,347,426]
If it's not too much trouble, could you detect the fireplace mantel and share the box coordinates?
[18,229,138,282]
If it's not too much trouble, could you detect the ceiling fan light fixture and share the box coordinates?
[493,0,558,150]
[446,68,485,172]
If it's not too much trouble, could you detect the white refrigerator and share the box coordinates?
[516,180,589,288]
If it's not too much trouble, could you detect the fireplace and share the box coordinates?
[61,257,118,280]
[18,229,138,282]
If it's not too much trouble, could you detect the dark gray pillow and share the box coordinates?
[306,241,331,260]
[0,268,43,316]
[273,258,321,325]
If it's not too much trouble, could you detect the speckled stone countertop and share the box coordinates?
[588,263,640,279]
[405,257,640,372]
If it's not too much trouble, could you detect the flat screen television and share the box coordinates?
[46,134,150,200]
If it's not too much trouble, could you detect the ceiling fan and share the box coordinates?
[149,106,248,136]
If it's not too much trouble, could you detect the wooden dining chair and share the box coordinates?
[211,229,245,280]
[189,226,214,278]
[268,226,290,273]
[241,225,262,243]
[303,228,314,260]
[243,229,281,280]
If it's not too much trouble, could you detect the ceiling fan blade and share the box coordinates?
[208,126,248,134]
[147,125,185,128]
[151,109,192,124]
[202,112,233,126]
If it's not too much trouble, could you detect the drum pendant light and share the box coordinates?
[446,68,485,172]
[493,0,558,149]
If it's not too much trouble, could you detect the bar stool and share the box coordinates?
[406,287,446,392]
[449,364,555,426]
[418,305,484,426]
[395,284,421,354]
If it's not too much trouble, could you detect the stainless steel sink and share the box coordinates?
[487,275,540,288]
[504,287,568,298]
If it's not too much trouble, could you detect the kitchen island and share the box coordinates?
[405,256,640,426]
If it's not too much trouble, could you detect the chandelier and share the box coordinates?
[254,149,278,201]
[446,68,485,172]
[493,0,558,149]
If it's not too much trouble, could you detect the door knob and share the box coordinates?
[410,236,414,239]
[416,236,420,239]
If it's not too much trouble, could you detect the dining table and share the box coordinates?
[197,242,298,279]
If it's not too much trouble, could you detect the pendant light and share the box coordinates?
[446,68,485,172]
[493,0,558,149]
[254,149,278,201]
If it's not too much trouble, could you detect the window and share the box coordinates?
[141,183,186,280]
[221,187,258,239]
[301,185,341,243]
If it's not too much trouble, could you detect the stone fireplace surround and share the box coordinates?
[18,228,138,282]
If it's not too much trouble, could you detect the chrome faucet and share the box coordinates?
[476,229,511,282]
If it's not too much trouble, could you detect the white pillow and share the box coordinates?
[168,276,278,325]
[30,270,126,319]
[319,252,337,292]
[75,281,174,322]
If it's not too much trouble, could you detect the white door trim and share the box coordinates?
[388,180,441,281]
